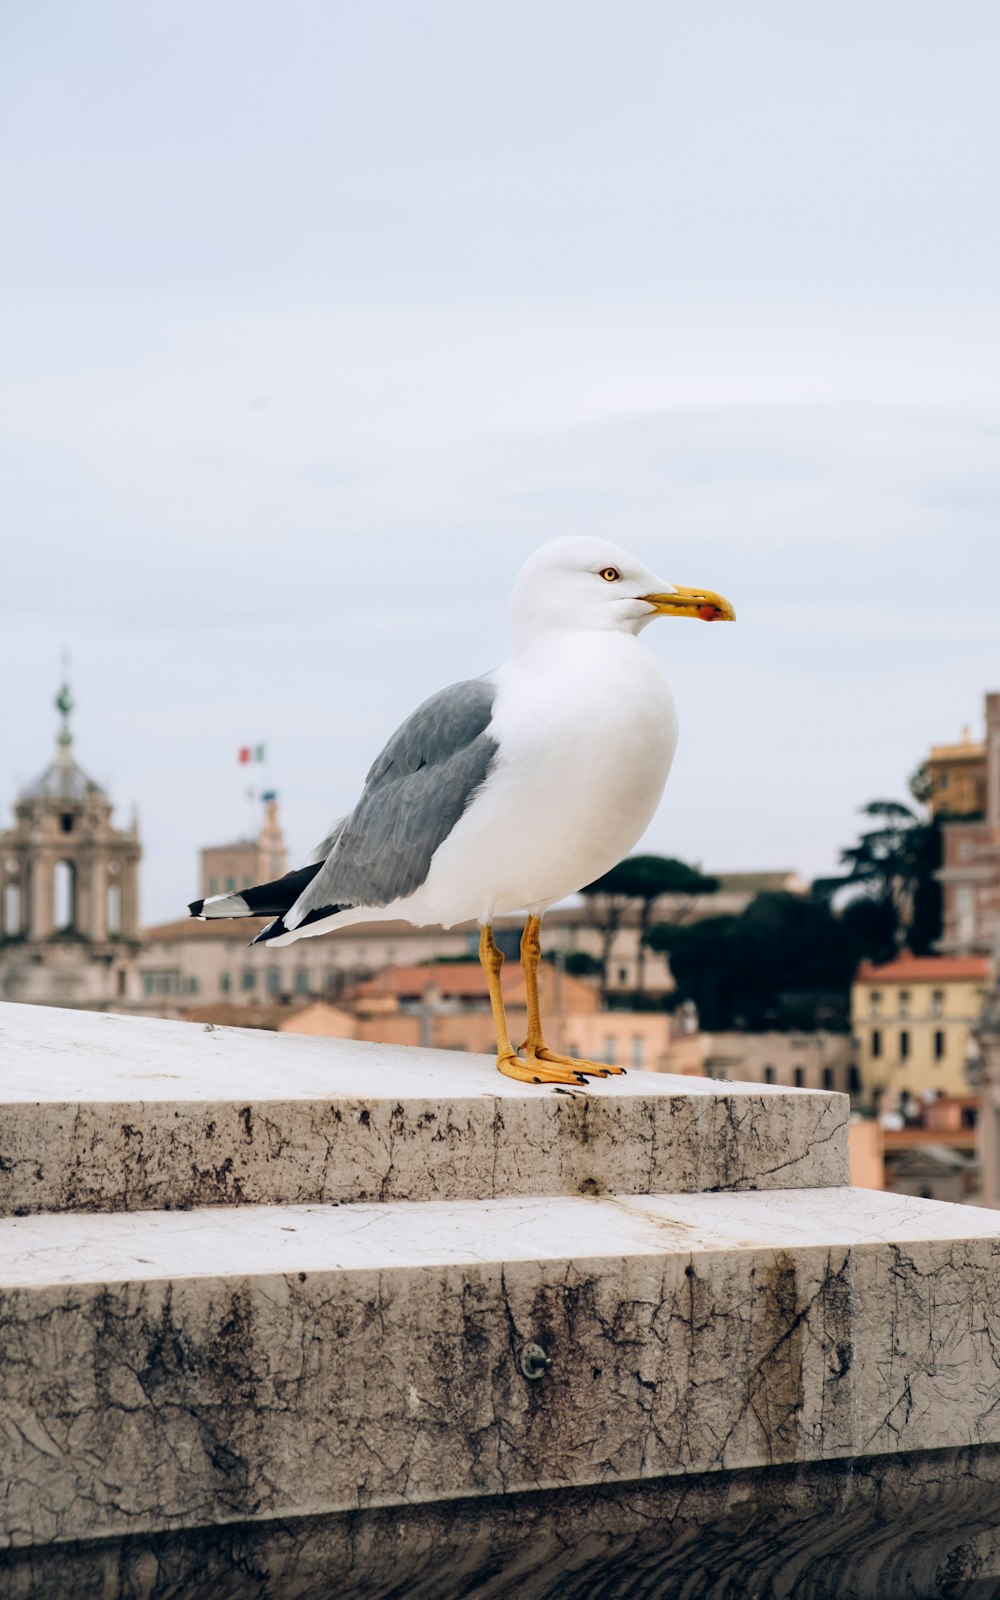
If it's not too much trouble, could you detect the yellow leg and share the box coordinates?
[479,924,585,1085]
[519,914,626,1079]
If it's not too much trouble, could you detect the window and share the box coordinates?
[53,860,76,931]
[143,970,181,995]
[871,1029,882,1059]
[631,1036,644,1068]
[793,1067,805,1088]
[822,1067,834,1091]
[116,969,127,997]
[603,1037,617,1066]
[869,991,881,1014]
[208,876,218,895]
[225,876,236,892]
[931,989,945,1017]
[934,1030,946,1061]
[763,1066,775,1085]
[243,877,252,889]
[957,886,975,936]
[295,969,310,993]
[848,1065,861,1095]
[188,977,199,994]
[60,813,74,834]
[267,968,281,995]
[899,1030,910,1061]
[3,882,20,936]
[107,883,122,934]
[241,970,256,990]
[898,990,910,1017]
[618,967,628,983]
[219,972,231,993]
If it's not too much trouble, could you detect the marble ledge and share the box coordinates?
[2,1186,1000,1548]
[0,1002,849,1213]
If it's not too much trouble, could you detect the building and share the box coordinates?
[136,867,805,1011]
[877,1095,979,1201]
[928,725,988,819]
[936,691,1000,954]
[199,794,287,899]
[134,912,472,1007]
[166,958,704,1074]
[0,684,141,1006]
[967,941,1000,1209]
[700,1031,858,1095]
[852,952,993,1101]
[888,1144,970,1204]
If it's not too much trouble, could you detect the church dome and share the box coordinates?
[18,757,106,805]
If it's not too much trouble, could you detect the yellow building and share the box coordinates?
[852,953,992,1099]
[927,726,987,818]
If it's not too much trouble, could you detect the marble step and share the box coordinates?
[0,1002,848,1214]
[3,1184,1000,1549]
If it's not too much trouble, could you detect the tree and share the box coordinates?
[647,890,878,1032]
[580,855,719,1003]
[813,766,941,955]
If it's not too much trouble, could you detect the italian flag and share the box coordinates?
[238,745,266,764]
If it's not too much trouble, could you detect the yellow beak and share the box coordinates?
[639,585,736,622]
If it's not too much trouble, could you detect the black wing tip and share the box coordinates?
[188,899,205,918]
[249,903,346,947]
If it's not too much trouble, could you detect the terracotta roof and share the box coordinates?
[345,961,597,1006]
[856,954,991,983]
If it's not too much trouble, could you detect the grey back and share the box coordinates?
[288,677,498,923]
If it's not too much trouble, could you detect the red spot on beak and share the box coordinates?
[698,604,720,621]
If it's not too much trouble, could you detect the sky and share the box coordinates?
[1,0,998,923]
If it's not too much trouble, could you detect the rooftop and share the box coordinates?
[18,756,106,806]
[345,960,597,1008]
[15,680,109,808]
[856,953,992,984]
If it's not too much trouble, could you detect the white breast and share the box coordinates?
[416,632,678,925]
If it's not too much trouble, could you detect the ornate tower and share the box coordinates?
[0,682,141,1006]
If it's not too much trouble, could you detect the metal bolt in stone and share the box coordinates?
[519,1343,551,1381]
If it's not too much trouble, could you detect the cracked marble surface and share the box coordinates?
[2,1186,1000,1547]
[0,1003,848,1213]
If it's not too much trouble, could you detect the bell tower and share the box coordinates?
[0,680,141,1006]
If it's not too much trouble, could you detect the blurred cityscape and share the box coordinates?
[2,684,999,1207]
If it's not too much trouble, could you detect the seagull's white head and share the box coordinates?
[508,536,734,648]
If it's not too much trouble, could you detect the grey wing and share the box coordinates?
[285,676,498,929]
[300,817,348,867]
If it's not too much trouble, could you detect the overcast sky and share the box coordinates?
[1,0,998,922]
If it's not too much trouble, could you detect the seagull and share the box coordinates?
[189,537,734,1085]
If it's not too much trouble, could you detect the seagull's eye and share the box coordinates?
[599,566,622,583]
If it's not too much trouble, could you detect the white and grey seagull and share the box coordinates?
[189,537,734,1085]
